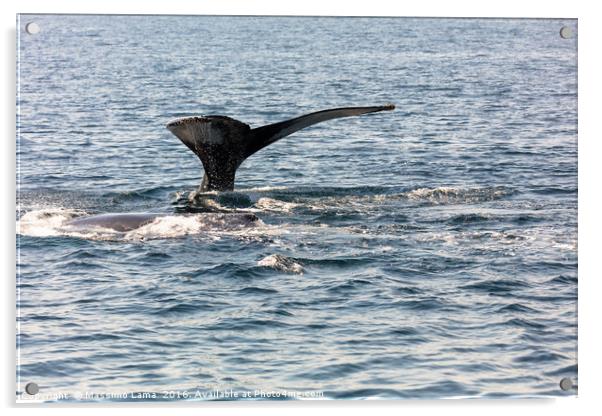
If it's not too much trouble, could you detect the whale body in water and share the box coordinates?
[66,212,259,232]
[167,105,395,193]
[66,213,163,232]
[65,105,394,232]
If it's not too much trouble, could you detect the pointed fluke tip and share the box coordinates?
[166,116,208,129]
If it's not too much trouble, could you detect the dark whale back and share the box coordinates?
[66,213,162,232]
[65,212,260,232]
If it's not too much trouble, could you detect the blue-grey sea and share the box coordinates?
[17,15,577,401]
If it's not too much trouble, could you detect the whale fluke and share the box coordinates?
[166,104,395,192]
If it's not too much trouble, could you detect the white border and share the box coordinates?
[0,0,585,18]
[3,1,601,415]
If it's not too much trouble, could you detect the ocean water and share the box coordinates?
[16,15,577,401]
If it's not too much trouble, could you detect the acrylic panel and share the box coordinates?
[16,14,577,402]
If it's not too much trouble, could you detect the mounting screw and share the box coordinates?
[559,377,573,391]
[559,26,573,39]
[25,22,40,35]
[25,382,39,395]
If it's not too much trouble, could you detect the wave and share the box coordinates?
[257,254,304,274]
[252,198,299,213]
[404,186,512,204]
[238,185,290,193]
[167,185,514,220]
[268,185,512,213]
[415,230,534,249]
[126,215,228,239]
[103,186,176,202]
[496,303,538,314]
[462,279,531,294]
[448,213,492,225]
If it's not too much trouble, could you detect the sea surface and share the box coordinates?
[16,15,577,401]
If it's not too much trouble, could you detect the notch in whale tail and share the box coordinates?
[166,104,395,192]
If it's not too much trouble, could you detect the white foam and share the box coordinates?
[258,254,304,274]
[553,243,577,251]
[406,186,460,199]
[405,186,508,204]
[241,186,289,192]
[17,208,85,237]
[197,198,228,211]
[125,215,207,239]
[254,197,299,213]
[416,232,457,244]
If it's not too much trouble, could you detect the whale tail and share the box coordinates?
[166,104,395,192]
